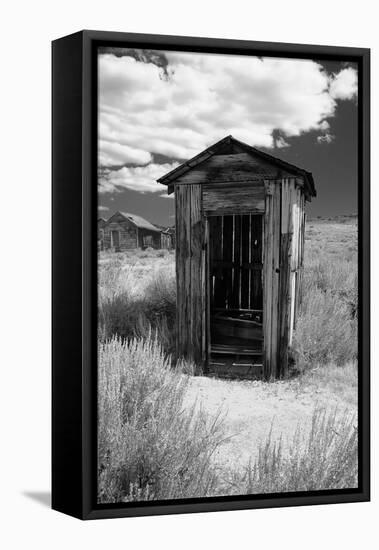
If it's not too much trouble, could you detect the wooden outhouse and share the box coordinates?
[103,211,162,251]
[158,135,316,379]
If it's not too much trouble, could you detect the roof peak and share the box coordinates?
[157,135,316,198]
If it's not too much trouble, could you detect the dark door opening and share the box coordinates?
[111,230,120,251]
[208,214,263,362]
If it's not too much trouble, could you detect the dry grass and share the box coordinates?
[228,408,358,495]
[98,249,176,355]
[97,220,359,501]
[98,336,226,503]
[292,221,358,372]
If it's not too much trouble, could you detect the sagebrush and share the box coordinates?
[292,222,357,371]
[230,408,358,494]
[98,336,226,503]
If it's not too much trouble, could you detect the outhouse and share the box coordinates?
[157,135,316,379]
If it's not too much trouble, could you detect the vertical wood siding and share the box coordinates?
[175,177,306,378]
[263,177,305,379]
[263,180,281,379]
[175,184,204,363]
[277,177,304,376]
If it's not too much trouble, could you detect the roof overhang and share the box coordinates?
[157,135,316,200]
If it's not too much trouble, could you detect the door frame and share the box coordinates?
[110,229,120,250]
[204,210,265,369]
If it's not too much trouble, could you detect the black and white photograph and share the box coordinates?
[97,46,360,504]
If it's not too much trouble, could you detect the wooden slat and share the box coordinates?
[270,182,281,378]
[263,180,281,380]
[175,185,186,359]
[211,344,262,356]
[250,215,263,309]
[209,216,224,308]
[175,153,294,185]
[231,215,241,308]
[222,216,234,308]
[240,215,250,309]
[204,218,211,369]
[278,178,293,377]
[190,184,203,363]
[203,185,264,216]
[288,181,300,345]
[263,181,273,379]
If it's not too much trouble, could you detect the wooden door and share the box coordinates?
[208,213,264,359]
[208,214,263,312]
[111,230,120,250]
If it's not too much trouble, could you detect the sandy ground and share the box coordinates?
[184,375,357,472]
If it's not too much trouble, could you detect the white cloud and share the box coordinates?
[99,140,152,166]
[98,205,109,212]
[99,162,179,194]
[98,52,358,194]
[329,67,358,100]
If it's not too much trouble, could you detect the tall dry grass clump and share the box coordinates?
[293,245,358,371]
[98,255,176,355]
[234,408,358,494]
[98,335,225,503]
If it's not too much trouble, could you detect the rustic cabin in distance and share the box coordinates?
[158,135,316,380]
[99,211,164,251]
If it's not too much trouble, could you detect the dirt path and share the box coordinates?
[184,375,357,472]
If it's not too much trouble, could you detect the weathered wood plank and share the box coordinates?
[250,215,263,309]
[240,215,250,309]
[263,181,274,379]
[209,216,224,308]
[278,178,293,377]
[203,217,210,369]
[175,185,185,359]
[270,182,281,379]
[231,215,241,309]
[203,185,265,216]
[175,153,294,185]
[222,216,234,308]
[262,180,281,380]
[288,180,300,346]
[190,184,203,363]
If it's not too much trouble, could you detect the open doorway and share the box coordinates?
[208,214,263,363]
[111,230,120,251]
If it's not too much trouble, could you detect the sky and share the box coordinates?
[97,48,358,227]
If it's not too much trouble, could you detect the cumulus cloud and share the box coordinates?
[329,67,358,100]
[99,162,179,194]
[98,51,358,194]
[99,140,152,166]
[98,205,109,212]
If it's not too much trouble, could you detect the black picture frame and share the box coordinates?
[52,30,370,520]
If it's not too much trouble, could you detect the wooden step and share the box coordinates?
[211,344,262,356]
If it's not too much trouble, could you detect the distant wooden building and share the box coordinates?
[160,227,175,249]
[98,218,107,251]
[103,211,162,251]
[158,135,316,380]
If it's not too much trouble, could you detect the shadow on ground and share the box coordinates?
[23,491,51,508]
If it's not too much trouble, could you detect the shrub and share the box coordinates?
[231,408,357,494]
[292,288,357,371]
[98,266,177,356]
[98,336,225,503]
[292,246,358,372]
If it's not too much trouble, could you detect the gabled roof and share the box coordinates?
[157,135,316,198]
[107,211,161,232]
